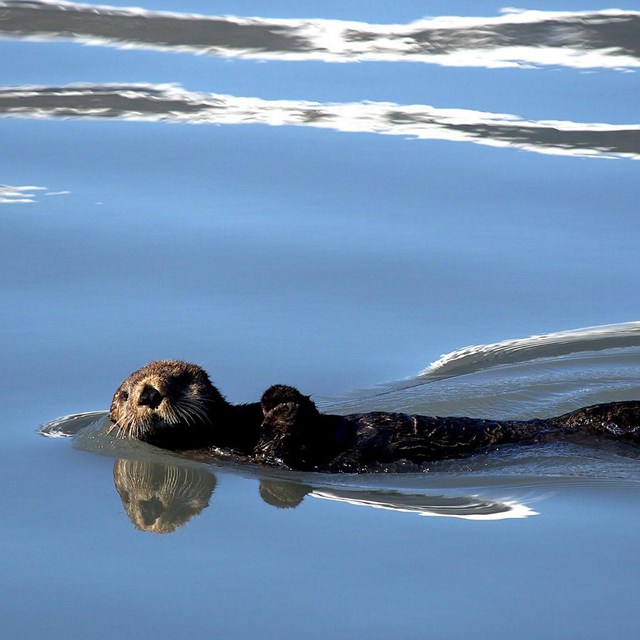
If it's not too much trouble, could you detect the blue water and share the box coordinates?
[2,1,640,638]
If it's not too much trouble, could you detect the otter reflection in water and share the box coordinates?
[109,360,640,473]
[112,459,315,532]
[112,459,535,533]
[113,459,217,533]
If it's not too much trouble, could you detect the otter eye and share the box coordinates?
[173,372,192,386]
[119,390,129,401]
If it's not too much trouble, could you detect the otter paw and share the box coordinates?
[261,384,309,415]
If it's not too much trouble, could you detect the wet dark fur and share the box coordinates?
[110,361,640,472]
[256,385,640,472]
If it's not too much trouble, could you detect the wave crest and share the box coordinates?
[423,321,640,379]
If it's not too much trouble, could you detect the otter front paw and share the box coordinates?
[261,384,312,416]
[256,386,321,468]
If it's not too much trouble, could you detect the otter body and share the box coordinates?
[109,361,640,472]
[257,385,640,471]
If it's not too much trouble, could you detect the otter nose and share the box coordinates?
[138,384,163,409]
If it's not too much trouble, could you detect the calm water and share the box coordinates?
[2,1,640,638]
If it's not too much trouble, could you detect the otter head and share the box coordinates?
[108,360,227,448]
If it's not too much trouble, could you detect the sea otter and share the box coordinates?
[109,360,640,472]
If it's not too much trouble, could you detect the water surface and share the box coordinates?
[2,1,640,638]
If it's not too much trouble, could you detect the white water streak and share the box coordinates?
[2,83,639,159]
[424,322,640,378]
[38,410,106,437]
[311,490,538,520]
[0,1,639,70]
[0,184,47,204]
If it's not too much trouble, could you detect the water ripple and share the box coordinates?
[424,321,640,379]
[1,1,639,69]
[1,83,639,158]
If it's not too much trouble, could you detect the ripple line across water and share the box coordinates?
[1,83,639,159]
[423,321,640,379]
[1,1,639,69]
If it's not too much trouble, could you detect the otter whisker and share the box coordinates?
[179,401,204,422]
[116,422,127,440]
[173,404,185,422]
[173,401,199,427]
[174,406,194,427]
[108,416,130,440]
[108,414,127,436]
[165,403,184,426]
[180,399,210,423]
[184,406,203,428]
[133,414,153,440]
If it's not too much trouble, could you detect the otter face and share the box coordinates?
[108,360,225,444]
